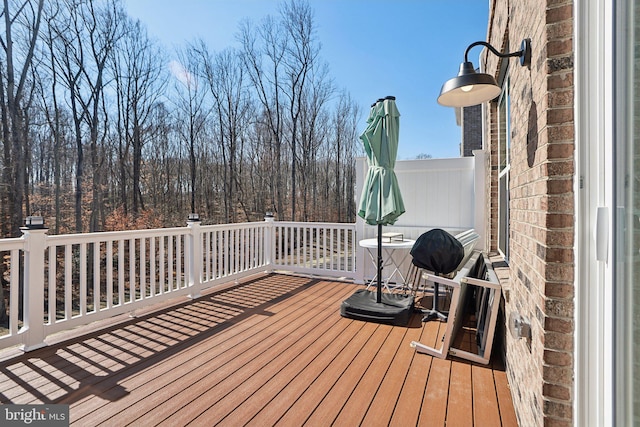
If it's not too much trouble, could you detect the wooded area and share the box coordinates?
[0,0,363,239]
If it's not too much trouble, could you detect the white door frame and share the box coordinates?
[574,0,616,426]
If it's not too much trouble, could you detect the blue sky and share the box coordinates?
[124,0,489,159]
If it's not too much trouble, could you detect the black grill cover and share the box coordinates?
[410,229,464,275]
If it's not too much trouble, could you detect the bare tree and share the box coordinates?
[330,91,360,221]
[238,14,286,218]
[112,16,166,218]
[198,44,252,223]
[0,0,363,241]
[279,0,320,221]
[0,0,44,236]
[48,0,123,232]
[172,44,209,215]
[298,65,332,221]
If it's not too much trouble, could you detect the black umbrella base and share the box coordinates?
[340,289,415,326]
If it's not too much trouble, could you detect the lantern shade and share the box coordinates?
[437,61,501,108]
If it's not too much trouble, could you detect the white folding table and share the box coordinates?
[359,238,415,292]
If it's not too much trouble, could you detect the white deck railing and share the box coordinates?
[271,221,356,276]
[0,155,486,353]
[0,218,356,352]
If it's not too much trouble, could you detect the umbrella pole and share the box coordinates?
[377,224,383,303]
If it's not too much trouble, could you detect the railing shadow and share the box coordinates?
[0,273,320,405]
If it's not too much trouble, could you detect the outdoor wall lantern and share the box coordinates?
[437,39,531,108]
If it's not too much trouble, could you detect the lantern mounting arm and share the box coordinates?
[463,39,531,68]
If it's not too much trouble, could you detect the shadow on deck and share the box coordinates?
[0,273,517,426]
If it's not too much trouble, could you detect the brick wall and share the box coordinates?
[484,1,575,426]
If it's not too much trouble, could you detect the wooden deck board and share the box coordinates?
[389,317,440,426]
[158,285,356,426]
[0,273,518,426]
[493,365,519,427]
[472,364,502,426]
[330,321,411,426]
[421,356,451,427]
[249,320,366,426]
[274,320,381,425]
[216,310,356,426]
[302,322,394,426]
[447,360,474,426]
[81,278,340,426]
[360,319,422,426]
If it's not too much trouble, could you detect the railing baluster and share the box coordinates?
[232,229,237,274]
[336,230,346,270]
[128,239,134,301]
[150,237,156,297]
[176,235,182,288]
[106,241,113,309]
[294,226,299,267]
[205,231,211,281]
[316,227,327,268]
[168,235,174,291]
[302,226,306,267]
[64,245,72,319]
[212,230,218,279]
[339,229,342,271]
[93,242,100,312]
[140,237,146,299]
[47,246,55,324]
[10,249,19,336]
[159,236,165,294]
[240,228,245,272]
[79,243,87,316]
[118,239,124,305]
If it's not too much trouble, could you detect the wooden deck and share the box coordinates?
[0,273,518,426]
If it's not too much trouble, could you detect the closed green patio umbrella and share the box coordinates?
[358,96,405,303]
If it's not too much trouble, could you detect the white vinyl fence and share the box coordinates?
[354,153,487,284]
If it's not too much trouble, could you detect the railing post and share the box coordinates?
[187,214,202,299]
[264,212,275,272]
[21,217,48,352]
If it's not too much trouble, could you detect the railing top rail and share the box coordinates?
[274,221,356,229]
[200,221,268,232]
[0,237,25,251]
[46,226,188,245]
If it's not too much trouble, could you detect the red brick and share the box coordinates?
[543,399,573,419]
[543,382,571,400]
[544,316,573,334]
[547,89,573,108]
[546,4,573,24]
[544,331,574,351]
[547,39,573,57]
[547,72,573,90]
[547,142,574,159]
[545,213,573,228]
[547,107,574,124]
[545,283,574,298]
[544,298,573,317]
[543,365,573,384]
[544,418,573,427]
[544,350,572,366]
